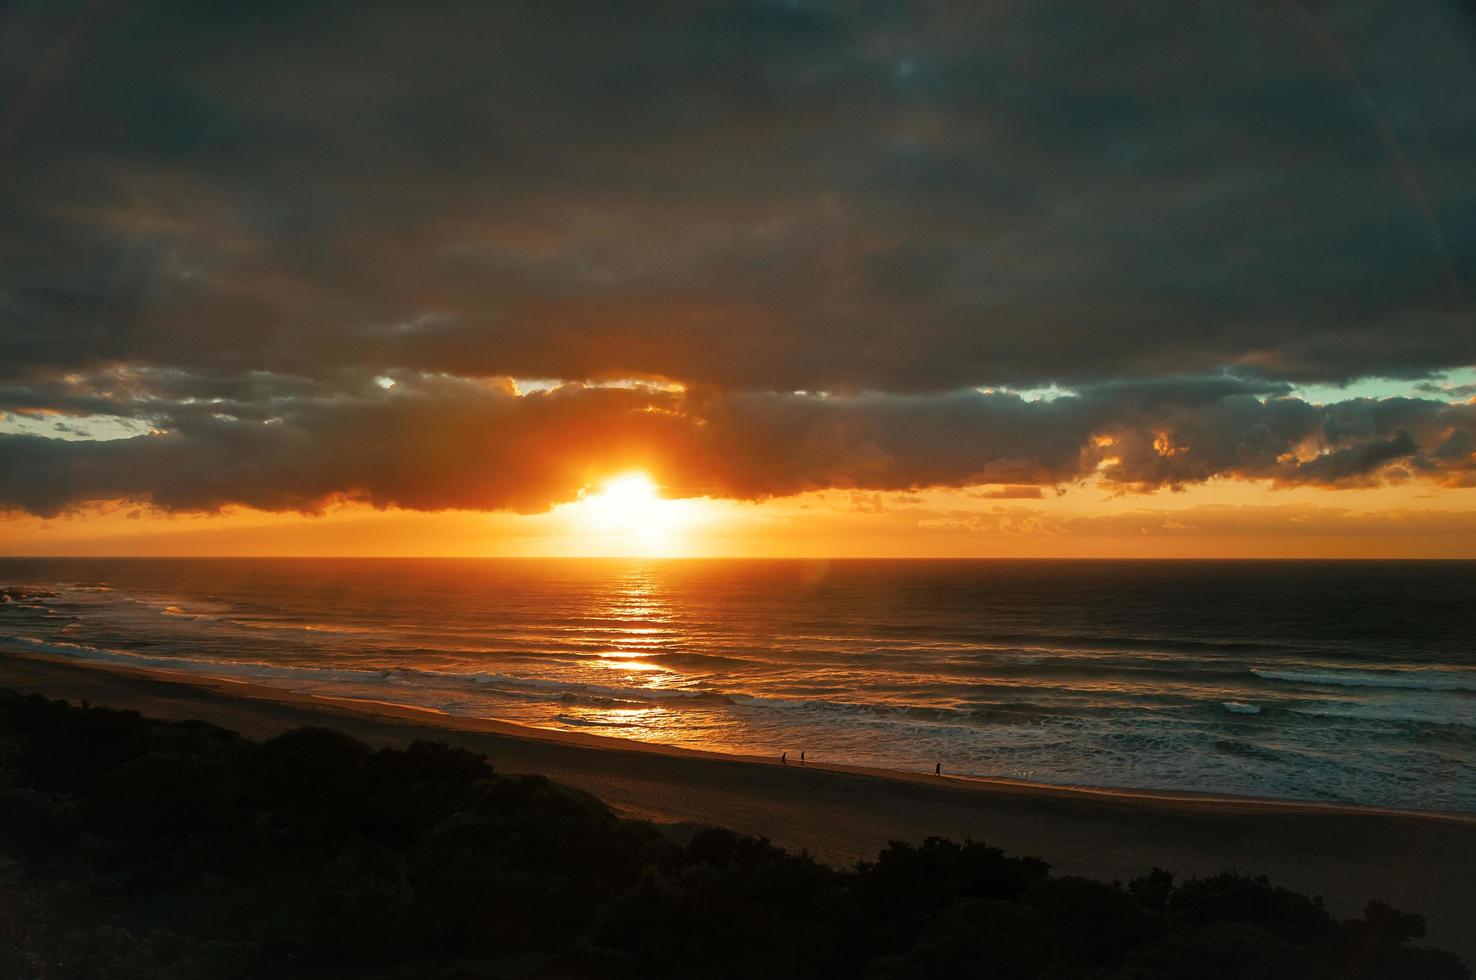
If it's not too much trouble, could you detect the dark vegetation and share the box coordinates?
[0,691,1465,980]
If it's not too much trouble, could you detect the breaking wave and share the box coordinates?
[1252,666,1476,693]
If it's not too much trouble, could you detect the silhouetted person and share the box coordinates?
[800,750,805,764]
[935,762,941,776]
[781,751,787,766]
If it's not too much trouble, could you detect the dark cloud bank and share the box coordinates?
[3,373,1473,516]
[0,0,1473,515]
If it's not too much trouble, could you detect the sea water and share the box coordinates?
[1,558,1472,811]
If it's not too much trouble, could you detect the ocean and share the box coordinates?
[1,558,1472,811]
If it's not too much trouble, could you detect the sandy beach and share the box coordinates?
[3,646,1473,963]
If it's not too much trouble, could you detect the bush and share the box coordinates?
[0,691,1465,979]
[83,752,239,845]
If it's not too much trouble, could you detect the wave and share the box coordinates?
[2,628,1232,729]
[1,635,386,685]
[931,657,1252,685]
[3,633,1086,731]
[9,590,755,670]
[466,671,716,703]
[1214,739,1281,760]
[228,617,391,635]
[26,584,1314,667]
[726,692,1083,727]
[1252,666,1476,693]
[1,632,757,710]
[1221,701,1261,715]
[927,628,1312,658]
[485,649,765,671]
[0,587,57,606]
[553,713,643,729]
[1288,703,1476,730]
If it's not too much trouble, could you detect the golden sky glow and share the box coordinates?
[4,476,1473,559]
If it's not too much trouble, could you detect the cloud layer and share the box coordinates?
[1,0,1473,515]
[2,372,1472,516]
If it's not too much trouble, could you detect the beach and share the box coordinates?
[3,646,1473,965]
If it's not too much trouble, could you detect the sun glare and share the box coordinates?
[567,472,700,555]
[582,473,664,531]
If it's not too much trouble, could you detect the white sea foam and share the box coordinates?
[1221,701,1261,715]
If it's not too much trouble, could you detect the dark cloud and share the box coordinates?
[1416,380,1476,399]
[1,377,1472,516]
[1,0,1473,393]
[0,1,1473,512]
[1282,429,1416,485]
[0,379,687,516]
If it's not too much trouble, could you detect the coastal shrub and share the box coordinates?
[0,689,1466,980]
[83,751,239,845]
[361,740,494,846]
[1126,867,1175,910]
[855,837,1051,956]
[252,726,375,845]
[1168,871,1334,947]
[9,696,155,792]
[1120,921,1326,980]
[0,787,80,864]
[1336,902,1469,980]
[408,776,657,952]
[599,827,853,978]
[1020,874,1166,969]
[865,896,1082,980]
[256,838,431,964]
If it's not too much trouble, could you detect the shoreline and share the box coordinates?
[4,645,1476,963]
[5,644,1470,824]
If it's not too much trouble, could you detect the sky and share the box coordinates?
[1,0,1474,557]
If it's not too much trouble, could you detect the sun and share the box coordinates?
[581,473,665,533]
[567,472,701,555]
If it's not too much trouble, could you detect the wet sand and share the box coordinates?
[3,647,1474,963]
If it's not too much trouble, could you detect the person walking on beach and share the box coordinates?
[800,750,805,764]
[781,751,787,766]
[935,762,941,776]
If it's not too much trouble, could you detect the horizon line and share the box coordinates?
[3,554,1474,562]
